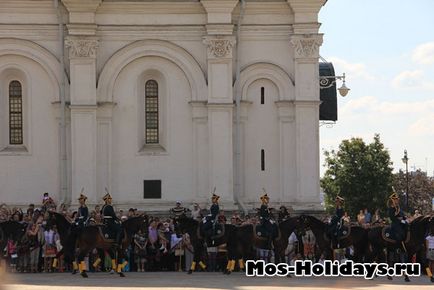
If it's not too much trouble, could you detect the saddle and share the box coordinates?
[325,224,351,242]
[98,225,116,241]
[382,226,410,244]
[253,223,279,240]
[200,222,225,243]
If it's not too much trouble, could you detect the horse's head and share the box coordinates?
[173,215,196,235]
[1,221,27,242]
[123,215,149,234]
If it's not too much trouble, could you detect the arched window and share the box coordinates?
[9,80,23,145]
[145,80,159,144]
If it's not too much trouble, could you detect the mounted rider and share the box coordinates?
[329,195,345,241]
[387,191,408,245]
[101,193,122,246]
[258,193,274,248]
[203,192,220,237]
[75,192,89,228]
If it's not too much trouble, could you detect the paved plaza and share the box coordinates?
[1,271,434,290]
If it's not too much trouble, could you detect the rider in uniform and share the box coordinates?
[101,193,122,246]
[388,191,408,245]
[329,195,344,243]
[203,193,220,237]
[259,193,274,248]
[75,193,89,228]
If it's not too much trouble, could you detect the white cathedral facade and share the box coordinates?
[0,0,327,213]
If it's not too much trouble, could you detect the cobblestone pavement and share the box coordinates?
[1,271,434,290]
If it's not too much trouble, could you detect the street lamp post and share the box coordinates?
[401,150,409,212]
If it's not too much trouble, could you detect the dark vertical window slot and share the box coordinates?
[261,149,265,171]
[260,87,265,104]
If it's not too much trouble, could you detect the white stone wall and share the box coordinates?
[0,0,327,212]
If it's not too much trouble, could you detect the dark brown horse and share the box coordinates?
[368,215,433,282]
[49,212,147,277]
[235,216,300,263]
[298,215,369,262]
[175,216,238,274]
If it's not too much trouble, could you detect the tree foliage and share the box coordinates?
[393,169,434,215]
[321,134,394,218]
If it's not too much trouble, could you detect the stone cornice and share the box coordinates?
[290,34,323,59]
[62,0,102,26]
[62,0,102,13]
[200,0,239,24]
[203,36,236,59]
[287,0,327,14]
[287,0,327,23]
[65,37,99,58]
[98,1,205,14]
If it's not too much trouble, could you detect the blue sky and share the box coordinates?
[319,0,434,176]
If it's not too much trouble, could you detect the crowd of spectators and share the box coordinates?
[0,194,295,274]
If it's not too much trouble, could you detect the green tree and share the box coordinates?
[321,134,394,218]
[393,169,434,215]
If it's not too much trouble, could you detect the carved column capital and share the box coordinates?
[65,37,99,58]
[203,36,236,59]
[290,34,323,59]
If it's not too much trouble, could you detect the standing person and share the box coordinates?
[101,193,122,246]
[190,203,202,221]
[364,208,371,226]
[413,209,422,220]
[182,232,193,272]
[425,228,434,283]
[373,209,382,224]
[302,228,316,261]
[75,193,89,228]
[27,222,43,273]
[342,211,351,223]
[170,201,188,219]
[133,229,147,272]
[43,225,57,272]
[278,206,290,223]
[357,210,365,226]
[6,238,18,273]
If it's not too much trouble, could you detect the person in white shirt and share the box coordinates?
[285,231,299,263]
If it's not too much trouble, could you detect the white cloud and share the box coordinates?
[391,70,434,91]
[340,95,434,116]
[408,114,434,136]
[412,42,434,65]
[326,57,375,81]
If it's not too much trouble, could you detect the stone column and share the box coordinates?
[201,0,238,203]
[65,37,99,204]
[290,34,323,208]
[287,0,326,210]
[204,36,236,200]
[63,0,101,205]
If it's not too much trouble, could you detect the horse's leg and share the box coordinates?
[401,250,410,282]
[115,246,126,277]
[77,247,90,278]
[91,248,103,271]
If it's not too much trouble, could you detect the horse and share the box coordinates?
[298,215,369,262]
[48,212,148,277]
[235,216,301,264]
[368,215,433,282]
[174,216,238,274]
